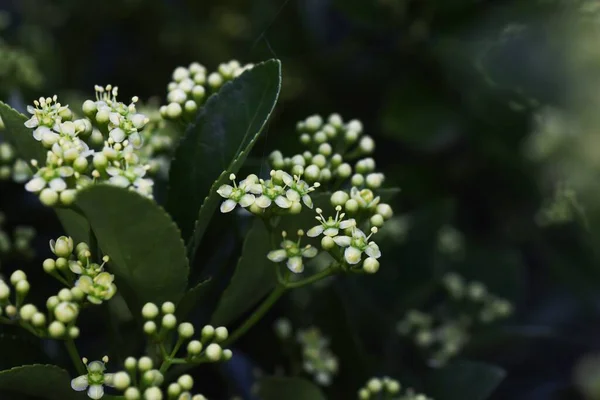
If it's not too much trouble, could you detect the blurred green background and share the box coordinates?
[3,0,600,399]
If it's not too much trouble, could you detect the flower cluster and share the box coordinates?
[0,35,43,93]
[160,60,253,122]
[357,377,432,400]
[0,141,32,182]
[43,236,117,305]
[217,170,320,216]
[71,356,130,400]
[296,327,339,386]
[141,301,233,364]
[267,230,318,273]
[396,272,512,367]
[23,86,153,206]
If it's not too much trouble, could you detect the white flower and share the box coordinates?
[267,231,318,273]
[333,227,381,265]
[280,171,320,209]
[25,176,47,193]
[350,186,380,210]
[71,359,115,399]
[306,206,355,238]
[217,173,258,213]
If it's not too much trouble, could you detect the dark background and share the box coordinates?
[1,1,599,399]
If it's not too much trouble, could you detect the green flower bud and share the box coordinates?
[162,313,177,329]
[376,204,393,220]
[215,327,228,342]
[69,326,80,338]
[166,103,182,119]
[70,287,86,301]
[55,257,68,271]
[359,135,375,153]
[10,270,27,285]
[201,325,215,341]
[319,168,332,182]
[187,340,203,356]
[336,163,352,178]
[46,296,59,310]
[31,312,46,327]
[0,281,9,301]
[351,174,364,186]
[54,301,78,323]
[304,165,320,182]
[52,236,74,258]
[124,357,137,370]
[58,288,73,302]
[192,85,205,101]
[143,387,162,400]
[305,115,323,132]
[358,388,370,399]
[311,154,327,169]
[137,356,153,372]
[289,201,302,214]
[93,153,108,169]
[323,125,337,139]
[363,257,380,274]
[321,236,335,250]
[96,109,110,125]
[367,378,382,393]
[291,164,304,177]
[161,301,175,314]
[370,214,385,228]
[366,173,384,189]
[113,371,131,390]
[73,157,88,173]
[19,304,37,321]
[168,383,182,397]
[313,131,327,144]
[345,129,359,143]
[42,258,56,274]
[330,190,350,207]
[222,349,233,361]
[15,280,30,296]
[318,143,332,156]
[178,322,195,339]
[345,199,359,213]
[142,302,159,319]
[5,305,17,318]
[178,374,194,391]
[82,100,97,117]
[300,134,311,145]
[205,343,222,361]
[124,387,140,400]
[39,188,59,206]
[144,321,157,335]
[47,320,65,338]
[184,100,197,114]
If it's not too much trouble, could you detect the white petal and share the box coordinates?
[287,256,304,273]
[286,189,300,202]
[255,195,272,208]
[109,112,121,126]
[275,196,291,208]
[302,194,313,209]
[109,175,130,188]
[129,132,143,148]
[49,178,67,192]
[267,249,287,262]
[69,261,83,274]
[248,183,263,194]
[25,177,47,192]
[87,384,104,400]
[24,117,39,129]
[70,375,89,391]
[365,243,381,259]
[220,199,237,213]
[344,246,362,264]
[339,219,356,229]
[26,105,36,114]
[105,166,121,177]
[353,229,367,239]
[216,184,233,198]
[103,373,115,387]
[333,236,351,247]
[239,194,255,208]
[59,166,75,177]
[281,172,294,186]
[302,246,318,258]
[306,225,324,237]
[33,126,49,140]
[109,128,126,143]
[323,227,339,237]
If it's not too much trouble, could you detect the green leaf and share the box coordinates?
[55,209,90,245]
[167,59,282,257]
[176,278,211,321]
[0,102,46,164]
[257,377,327,400]
[75,185,189,307]
[0,335,50,370]
[0,364,84,400]
[210,220,277,326]
[427,360,506,400]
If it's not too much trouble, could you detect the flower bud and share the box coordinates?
[345,129,359,143]
[358,388,370,399]
[168,383,182,397]
[305,115,323,132]
[187,340,203,356]
[328,113,343,128]
[143,387,162,400]
[31,312,46,327]
[142,302,159,319]
[113,371,131,390]
[184,100,197,115]
[313,131,327,144]
[39,188,59,206]
[178,374,194,391]
[19,304,37,321]
[215,327,228,342]
[55,257,68,271]
[69,326,80,339]
[58,288,73,302]
[42,259,56,274]
[93,153,108,169]
[138,356,153,372]
[0,281,9,301]
[73,156,88,173]
[289,201,302,215]
[54,302,78,323]
[367,378,382,393]
[124,387,140,400]
[311,154,327,169]
[15,280,30,296]
[178,322,195,339]
[366,173,384,189]
[291,164,304,177]
[5,305,16,318]
[359,136,375,153]
[351,174,364,187]
[10,270,27,285]
[82,100,97,117]
[363,258,380,274]
[144,321,157,335]
[336,163,352,179]
[330,191,349,207]
[205,343,222,361]
[70,287,85,301]
[321,236,335,250]
[319,168,332,182]
[162,313,177,329]
[318,143,332,156]
[96,109,110,125]
[222,349,233,361]
[52,236,74,258]
[48,321,66,338]
[370,214,384,228]
[166,103,182,119]
[304,165,320,182]
[299,134,311,145]
[345,199,359,213]
[46,296,59,310]
[376,204,393,220]
[201,325,215,341]
[161,301,175,314]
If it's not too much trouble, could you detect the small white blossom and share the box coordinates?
[217,173,260,213]
[71,358,115,399]
[267,230,318,273]
[306,206,356,238]
[333,227,381,265]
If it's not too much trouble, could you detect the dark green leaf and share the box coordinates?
[257,377,327,400]
[210,220,276,326]
[55,209,90,245]
[167,59,282,257]
[427,360,506,400]
[75,185,189,307]
[176,278,211,321]
[0,365,85,400]
[0,102,46,164]
[0,335,50,370]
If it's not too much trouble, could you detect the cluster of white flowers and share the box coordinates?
[141,301,233,364]
[0,141,31,182]
[217,170,320,215]
[160,60,253,122]
[23,87,153,206]
[397,272,512,367]
[358,377,432,400]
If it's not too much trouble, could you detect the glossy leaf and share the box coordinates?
[427,360,506,400]
[176,278,211,320]
[0,365,84,400]
[257,377,327,400]
[167,59,282,257]
[75,185,189,307]
[55,208,90,245]
[210,219,277,326]
[0,335,50,370]
[0,102,46,164]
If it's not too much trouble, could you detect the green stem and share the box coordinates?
[65,339,85,375]
[284,267,337,289]
[223,284,287,347]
